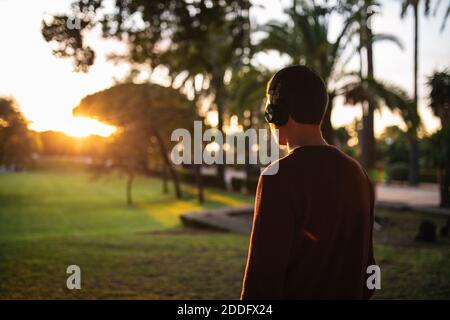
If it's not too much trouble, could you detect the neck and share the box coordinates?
[285,123,328,153]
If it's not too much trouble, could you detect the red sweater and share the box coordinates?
[241,145,375,300]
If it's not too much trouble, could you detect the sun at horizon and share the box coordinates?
[29,117,116,138]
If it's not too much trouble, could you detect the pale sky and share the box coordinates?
[0,0,448,137]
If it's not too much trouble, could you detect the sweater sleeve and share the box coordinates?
[241,174,296,300]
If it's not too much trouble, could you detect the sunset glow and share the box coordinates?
[65,118,116,137]
[29,117,116,138]
[0,0,447,137]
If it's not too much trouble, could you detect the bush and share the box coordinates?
[385,162,409,183]
[368,169,384,182]
[34,156,90,172]
[202,174,224,189]
[419,169,438,183]
[247,175,259,193]
[229,176,260,194]
[231,178,243,192]
[177,167,224,189]
[177,168,197,184]
[177,167,261,191]
[415,220,437,243]
[384,163,438,184]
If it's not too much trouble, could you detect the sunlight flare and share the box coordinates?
[29,116,117,138]
[64,117,116,137]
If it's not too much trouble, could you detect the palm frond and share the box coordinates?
[400,0,413,19]
[372,33,405,50]
[441,4,450,31]
[339,74,421,132]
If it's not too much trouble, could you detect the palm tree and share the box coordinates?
[228,65,271,126]
[341,76,420,131]
[426,69,450,207]
[41,0,253,188]
[156,5,252,187]
[258,0,403,166]
[400,0,427,184]
[399,0,449,184]
[257,1,358,144]
[356,0,405,170]
[360,0,376,170]
[341,75,421,184]
[428,70,450,127]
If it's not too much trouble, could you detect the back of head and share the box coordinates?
[267,65,329,125]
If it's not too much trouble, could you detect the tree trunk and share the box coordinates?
[243,108,253,194]
[153,130,182,199]
[126,172,133,206]
[361,101,376,170]
[408,137,420,185]
[441,167,450,208]
[409,3,420,185]
[321,93,335,145]
[211,73,227,189]
[195,164,204,204]
[143,90,182,198]
[361,2,376,171]
[441,134,450,208]
[162,164,168,194]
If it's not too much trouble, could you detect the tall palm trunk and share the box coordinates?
[361,102,375,169]
[361,0,376,171]
[322,93,335,144]
[409,2,420,185]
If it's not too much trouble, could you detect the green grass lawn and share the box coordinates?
[0,168,449,299]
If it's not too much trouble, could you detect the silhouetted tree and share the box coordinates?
[260,0,405,169]
[41,0,252,186]
[426,69,450,207]
[39,131,107,156]
[358,0,403,170]
[74,83,195,205]
[0,97,36,170]
[399,0,449,184]
[341,76,421,147]
[257,1,360,144]
[378,126,410,166]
